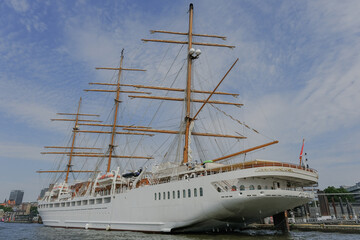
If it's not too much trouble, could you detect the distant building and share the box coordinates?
[345,182,360,204]
[39,188,49,199]
[9,190,24,205]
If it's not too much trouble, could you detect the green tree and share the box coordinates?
[30,206,38,215]
[0,205,13,212]
[324,186,354,202]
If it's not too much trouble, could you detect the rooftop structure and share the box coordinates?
[345,182,360,204]
[9,190,24,206]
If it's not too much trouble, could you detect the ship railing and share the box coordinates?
[150,161,317,186]
[207,161,318,175]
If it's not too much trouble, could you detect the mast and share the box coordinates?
[183,3,194,164]
[65,97,82,183]
[107,49,124,172]
[40,100,102,178]
[90,49,148,173]
[141,3,235,165]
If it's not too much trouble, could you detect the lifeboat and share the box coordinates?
[97,173,116,185]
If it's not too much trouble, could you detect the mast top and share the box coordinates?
[189,3,193,10]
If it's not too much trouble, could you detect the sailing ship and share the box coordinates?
[37,4,318,232]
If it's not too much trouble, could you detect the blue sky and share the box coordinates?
[0,0,359,202]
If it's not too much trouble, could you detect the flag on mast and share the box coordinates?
[299,138,305,166]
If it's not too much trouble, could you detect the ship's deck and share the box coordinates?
[210,160,317,174]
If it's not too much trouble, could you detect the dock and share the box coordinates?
[247,223,360,234]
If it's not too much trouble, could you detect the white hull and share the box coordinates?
[39,165,317,232]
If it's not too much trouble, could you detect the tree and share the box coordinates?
[30,206,38,215]
[324,186,354,202]
[0,205,13,212]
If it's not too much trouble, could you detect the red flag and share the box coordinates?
[299,138,305,166]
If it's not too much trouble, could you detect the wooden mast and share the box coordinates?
[107,49,124,173]
[65,97,81,183]
[92,49,148,172]
[39,102,101,176]
[141,3,235,165]
[183,3,194,164]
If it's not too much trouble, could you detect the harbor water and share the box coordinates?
[1,223,360,240]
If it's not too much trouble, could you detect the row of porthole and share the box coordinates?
[38,197,111,209]
[155,188,203,200]
[218,184,276,192]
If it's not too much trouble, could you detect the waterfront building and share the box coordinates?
[345,182,360,204]
[9,190,24,206]
[39,188,49,199]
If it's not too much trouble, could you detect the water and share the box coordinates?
[1,223,359,240]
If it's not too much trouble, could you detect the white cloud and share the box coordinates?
[7,0,29,13]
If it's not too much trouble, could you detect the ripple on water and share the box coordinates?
[1,223,360,240]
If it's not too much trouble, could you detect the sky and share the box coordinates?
[0,0,359,202]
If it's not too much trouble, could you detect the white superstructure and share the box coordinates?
[38,160,318,232]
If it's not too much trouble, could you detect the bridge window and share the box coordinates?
[159,192,161,200]
[183,189,186,198]
[200,187,203,196]
[173,191,175,199]
[194,188,197,197]
[177,190,180,199]
[188,189,191,198]
[167,191,170,199]
[154,193,157,200]
[163,192,165,200]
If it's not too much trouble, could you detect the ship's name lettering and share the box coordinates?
[255,168,294,173]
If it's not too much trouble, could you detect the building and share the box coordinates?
[9,190,24,206]
[345,182,360,204]
[39,188,49,199]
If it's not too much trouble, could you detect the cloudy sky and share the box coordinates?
[0,0,359,202]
